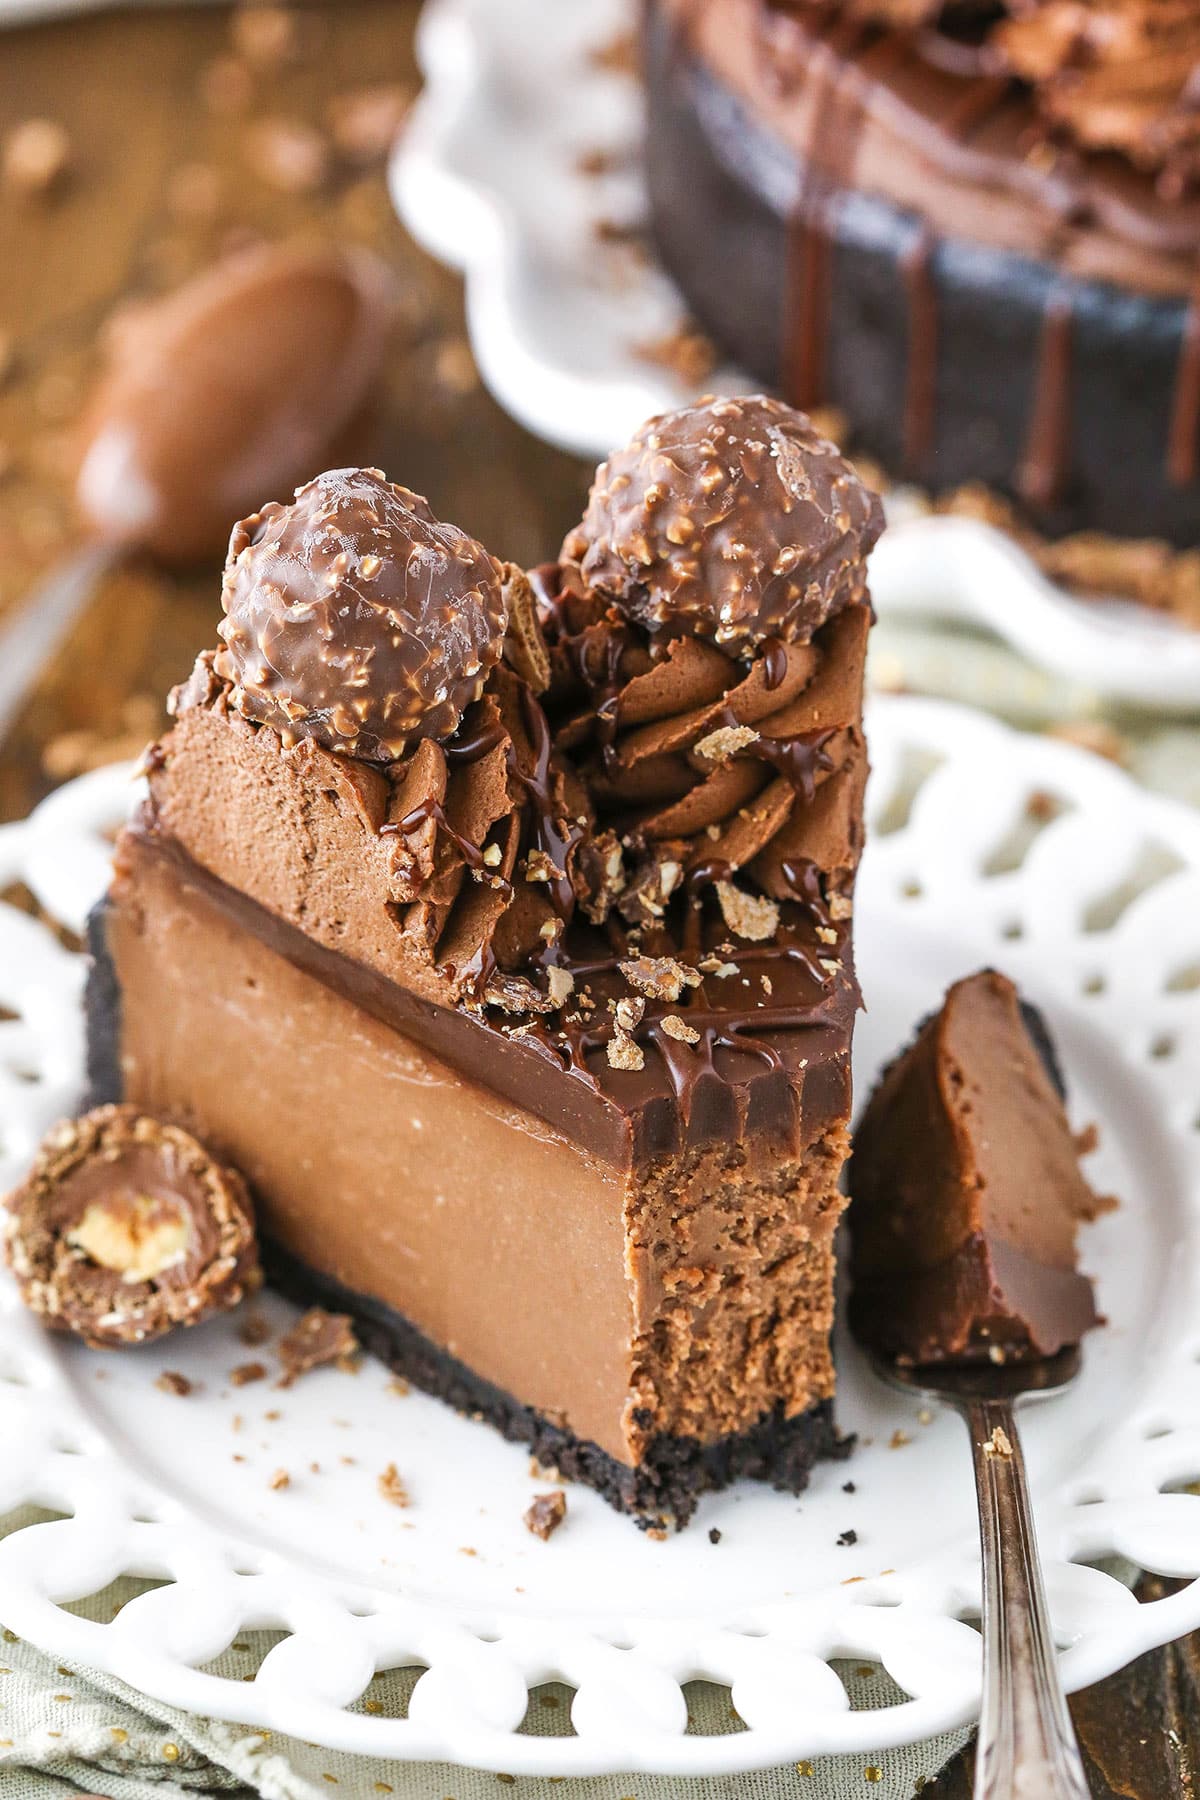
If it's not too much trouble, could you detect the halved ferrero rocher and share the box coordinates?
[3,1105,260,1348]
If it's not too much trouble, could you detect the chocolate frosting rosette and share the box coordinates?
[550,396,881,937]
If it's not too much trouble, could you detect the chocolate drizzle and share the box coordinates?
[703,709,839,802]
[490,937,840,1131]
[762,638,790,690]
[381,800,512,898]
[1168,284,1200,487]
[901,226,939,474]
[506,681,585,933]
[784,17,869,411]
[1019,292,1074,510]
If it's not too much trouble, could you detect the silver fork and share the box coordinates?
[872,1347,1091,1800]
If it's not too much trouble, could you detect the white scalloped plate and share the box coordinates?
[389,0,1200,713]
[1,698,1200,1775]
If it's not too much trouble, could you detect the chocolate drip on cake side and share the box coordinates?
[781,20,950,469]
[1167,282,1200,488]
[782,15,872,410]
[900,226,939,474]
[1018,291,1074,510]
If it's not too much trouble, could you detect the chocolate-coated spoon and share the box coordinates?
[872,1346,1091,1800]
[0,239,397,738]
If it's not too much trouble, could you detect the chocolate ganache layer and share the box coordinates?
[644,0,1200,543]
[88,401,876,1525]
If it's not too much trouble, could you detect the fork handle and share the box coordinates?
[964,1396,1091,1800]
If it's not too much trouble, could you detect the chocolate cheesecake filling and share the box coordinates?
[848,970,1103,1364]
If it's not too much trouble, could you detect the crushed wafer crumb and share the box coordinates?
[3,118,72,196]
[546,966,575,1009]
[231,4,296,67]
[378,1463,409,1508]
[523,1490,566,1541]
[156,1371,192,1397]
[614,995,645,1033]
[983,1426,1014,1460]
[326,84,413,164]
[244,117,328,194]
[716,881,779,942]
[524,848,563,884]
[698,954,739,978]
[634,323,718,386]
[619,955,700,1002]
[230,1362,267,1387]
[659,1014,700,1044]
[607,1031,645,1072]
[694,724,759,763]
[269,1468,290,1491]
[1047,720,1128,765]
[277,1309,358,1387]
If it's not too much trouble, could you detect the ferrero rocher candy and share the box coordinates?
[3,1106,260,1348]
[561,394,883,652]
[215,467,509,761]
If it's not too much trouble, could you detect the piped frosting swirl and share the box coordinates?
[543,577,868,934]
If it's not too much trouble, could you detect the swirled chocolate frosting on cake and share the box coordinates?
[86,397,877,1528]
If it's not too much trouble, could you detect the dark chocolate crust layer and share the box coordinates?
[644,1,1200,545]
[263,1237,848,1528]
[85,899,122,1108]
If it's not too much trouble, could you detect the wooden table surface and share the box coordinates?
[0,4,1195,1793]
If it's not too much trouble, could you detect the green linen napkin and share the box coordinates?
[0,1507,969,1800]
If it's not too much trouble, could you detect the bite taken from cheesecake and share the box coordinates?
[848,970,1106,1368]
[86,397,882,1528]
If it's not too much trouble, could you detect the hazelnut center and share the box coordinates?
[67,1192,192,1284]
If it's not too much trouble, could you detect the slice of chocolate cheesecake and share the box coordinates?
[87,398,882,1526]
[848,970,1103,1366]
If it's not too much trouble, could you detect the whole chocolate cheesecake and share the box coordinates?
[86,399,882,1527]
[645,0,1200,545]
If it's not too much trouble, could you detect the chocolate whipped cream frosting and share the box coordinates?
[215,468,509,761]
[560,395,883,652]
[779,0,1200,192]
[996,0,1200,191]
[170,615,589,1015]
[544,580,868,930]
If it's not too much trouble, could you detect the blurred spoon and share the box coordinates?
[0,238,397,739]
